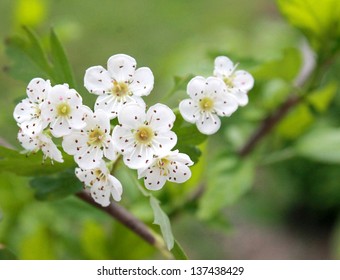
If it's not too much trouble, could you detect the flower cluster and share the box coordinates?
[179,56,254,135]
[14,54,194,207]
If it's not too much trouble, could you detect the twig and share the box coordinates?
[76,191,172,258]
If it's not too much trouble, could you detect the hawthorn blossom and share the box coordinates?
[13,78,50,136]
[41,84,87,137]
[112,103,177,169]
[17,130,63,163]
[62,109,117,169]
[138,150,193,190]
[214,56,254,106]
[84,54,153,119]
[75,160,123,206]
[179,76,238,135]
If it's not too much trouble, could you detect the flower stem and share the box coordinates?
[76,190,173,259]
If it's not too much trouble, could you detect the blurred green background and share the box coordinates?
[1,0,340,259]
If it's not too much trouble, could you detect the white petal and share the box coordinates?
[230,90,249,107]
[103,137,119,161]
[86,109,111,134]
[91,184,111,207]
[47,84,70,104]
[84,66,112,95]
[123,144,153,169]
[117,103,146,128]
[143,165,167,191]
[94,94,119,119]
[40,136,63,163]
[108,175,123,201]
[68,106,87,129]
[13,98,36,123]
[76,146,103,169]
[50,117,72,137]
[107,54,136,82]
[179,99,199,123]
[233,70,254,92]
[205,76,226,97]
[196,112,221,135]
[20,118,46,136]
[170,151,194,166]
[213,56,234,78]
[17,131,39,151]
[214,93,238,116]
[129,67,154,96]
[111,126,135,153]
[147,103,175,132]
[26,78,50,103]
[187,76,207,100]
[62,132,87,155]
[152,131,177,155]
[66,89,83,107]
[167,162,192,183]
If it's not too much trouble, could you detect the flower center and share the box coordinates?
[223,76,234,88]
[88,129,105,145]
[34,106,41,117]
[112,81,129,97]
[94,169,106,181]
[199,97,214,112]
[57,102,71,117]
[157,158,170,176]
[135,126,153,144]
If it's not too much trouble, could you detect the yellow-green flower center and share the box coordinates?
[223,76,234,88]
[157,158,170,176]
[94,169,106,181]
[88,129,105,145]
[112,81,129,97]
[57,102,71,117]
[199,97,214,112]
[135,126,153,144]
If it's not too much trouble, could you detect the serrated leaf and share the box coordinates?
[0,146,75,176]
[149,196,174,250]
[171,239,188,260]
[50,29,76,88]
[295,127,340,163]
[198,158,254,220]
[252,48,302,82]
[29,169,82,201]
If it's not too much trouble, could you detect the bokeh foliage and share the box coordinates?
[1,0,340,259]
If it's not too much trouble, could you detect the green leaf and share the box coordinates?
[198,157,254,220]
[171,239,188,260]
[252,48,302,82]
[149,196,174,250]
[277,0,340,51]
[5,35,50,82]
[0,146,75,176]
[307,82,337,113]
[50,29,76,88]
[172,112,207,163]
[163,74,195,101]
[276,104,314,139]
[29,169,83,201]
[295,126,340,163]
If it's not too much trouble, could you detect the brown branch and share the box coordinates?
[76,191,156,246]
[237,95,301,157]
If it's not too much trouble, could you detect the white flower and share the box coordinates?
[41,84,87,137]
[179,76,238,135]
[75,160,123,207]
[112,103,177,169]
[18,129,63,163]
[84,54,153,119]
[138,150,193,191]
[214,56,254,106]
[13,78,50,136]
[62,109,118,169]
